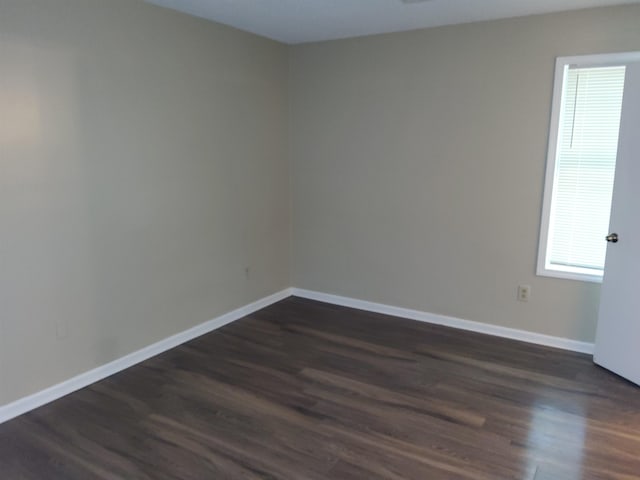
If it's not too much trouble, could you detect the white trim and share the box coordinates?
[0,285,596,424]
[537,51,640,284]
[292,288,595,354]
[0,288,293,425]
[537,56,566,280]
[537,264,603,284]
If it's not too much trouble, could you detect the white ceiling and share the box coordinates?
[144,0,640,44]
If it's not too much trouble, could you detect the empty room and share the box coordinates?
[2,0,640,478]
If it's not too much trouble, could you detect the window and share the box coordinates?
[538,54,629,283]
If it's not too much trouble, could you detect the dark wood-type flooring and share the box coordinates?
[1,297,639,479]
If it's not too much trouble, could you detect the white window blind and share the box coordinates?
[547,65,626,274]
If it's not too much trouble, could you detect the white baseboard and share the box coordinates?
[1,285,595,424]
[0,288,293,425]
[291,288,595,355]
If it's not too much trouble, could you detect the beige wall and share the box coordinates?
[0,0,290,405]
[2,1,639,407]
[290,6,640,343]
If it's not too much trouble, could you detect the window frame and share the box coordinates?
[537,52,640,283]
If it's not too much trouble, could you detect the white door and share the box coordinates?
[594,61,640,385]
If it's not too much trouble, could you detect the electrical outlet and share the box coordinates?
[517,285,531,302]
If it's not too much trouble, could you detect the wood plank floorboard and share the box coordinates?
[0,296,639,479]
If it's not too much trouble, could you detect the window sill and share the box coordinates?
[536,266,603,284]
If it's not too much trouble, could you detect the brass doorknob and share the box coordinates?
[606,233,619,243]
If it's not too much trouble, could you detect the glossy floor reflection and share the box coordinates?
[527,406,586,479]
[0,297,638,479]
